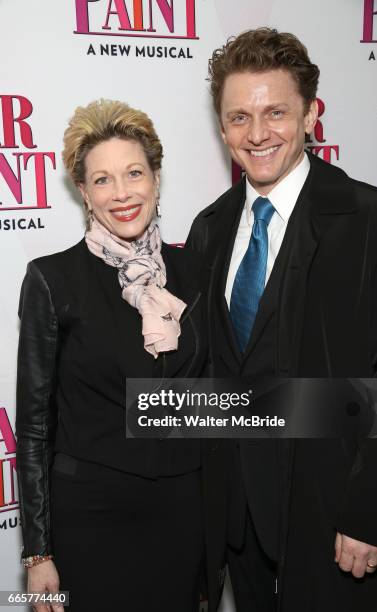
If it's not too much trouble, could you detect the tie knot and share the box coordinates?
[252,196,275,225]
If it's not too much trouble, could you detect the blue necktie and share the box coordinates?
[230,196,275,353]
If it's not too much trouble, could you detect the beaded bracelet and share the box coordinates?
[22,555,53,569]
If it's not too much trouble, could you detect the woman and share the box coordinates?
[16,99,206,612]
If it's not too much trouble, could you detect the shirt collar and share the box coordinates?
[245,152,310,223]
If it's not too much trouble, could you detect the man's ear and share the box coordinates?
[220,120,227,145]
[304,99,319,135]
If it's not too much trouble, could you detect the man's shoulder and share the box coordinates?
[351,177,377,198]
[338,162,377,209]
[308,153,377,216]
[351,178,377,221]
[193,178,245,223]
[186,178,245,252]
[309,152,377,195]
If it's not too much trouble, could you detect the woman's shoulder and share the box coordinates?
[25,239,89,296]
[31,238,86,271]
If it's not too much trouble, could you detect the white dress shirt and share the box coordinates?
[225,153,310,306]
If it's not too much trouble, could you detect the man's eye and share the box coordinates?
[94,176,108,185]
[231,114,247,124]
[271,110,283,119]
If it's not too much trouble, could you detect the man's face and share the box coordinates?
[220,69,318,195]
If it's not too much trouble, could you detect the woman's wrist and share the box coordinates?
[22,555,53,569]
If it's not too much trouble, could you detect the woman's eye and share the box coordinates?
[129,169,142,178]
[94,176,108,185]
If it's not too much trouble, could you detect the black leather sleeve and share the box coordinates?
[16,261,59,558]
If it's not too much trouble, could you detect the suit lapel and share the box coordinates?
[240,172,318,364]
[212,178,247,364]
[277,153,358,375]
[242,173,321,366]
[218,180,247,296]
[242,235,287,361]
[276,190,319,375]
[208,172,313,368]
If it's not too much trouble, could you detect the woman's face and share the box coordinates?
[79,137,159,241]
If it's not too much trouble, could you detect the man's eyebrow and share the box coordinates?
[225,103,289,117]
[264,103,289,110]
[224,108,249,117]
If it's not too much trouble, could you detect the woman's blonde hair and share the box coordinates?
[62,99,163,185]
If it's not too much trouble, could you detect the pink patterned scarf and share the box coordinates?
[85,218,187,358]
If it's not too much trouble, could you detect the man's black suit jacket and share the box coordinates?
[187,153,377,611]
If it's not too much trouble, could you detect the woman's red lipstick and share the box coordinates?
[110,205,142,222]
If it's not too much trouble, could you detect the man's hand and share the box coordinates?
[335,532,377,578]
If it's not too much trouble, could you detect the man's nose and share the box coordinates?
[246,117,270,145]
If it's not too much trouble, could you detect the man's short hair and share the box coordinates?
[209,27,320,116]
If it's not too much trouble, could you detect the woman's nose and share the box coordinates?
[112,178,131,202]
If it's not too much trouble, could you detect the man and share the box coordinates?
[187,28,377,612]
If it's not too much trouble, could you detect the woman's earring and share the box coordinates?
[86,207,94,229]
[155,192,161,218]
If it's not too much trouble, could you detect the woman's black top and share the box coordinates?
[16,239,207,557]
